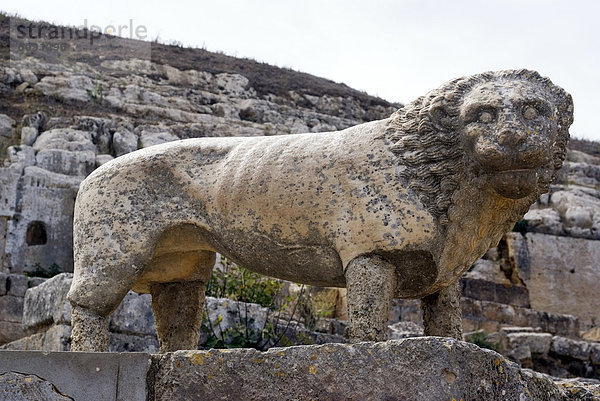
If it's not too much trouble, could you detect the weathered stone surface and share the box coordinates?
[552,336,591,361]
[95,154,114,166]
[0,274,45,345]
[523,147,600,242]
[112,130,138,156]
[20,126,38,146]
[109,292,155,336]
[522,233,600,329]
[0,114,15,138]
[461,277,530,307]
[0,372,73,400]
[0,332,45,351]
[32,129,96,152]
[0,321,26,345]
[34,75,96,103]
[21,111,46,131]
[506,332,553,355]
[23,274,73,332]
[1,325,71,352]
[139,130,179,148]
[494,326,600,379]
[525,187,600,242]
[582,327,600,342]
[21,273,156,337]
[68,70,573,352]
[35,149,96,176]
[525,207,564,236]
[464,257,512,285]
[5,274,29,297]
[20,69,38,85]
[591,343,600,365]
[3,341,599,400]
[154,338,568,400]
[42,325,72,351]
[0,274,7,296]
[109,333,158,353]
[461,298,580,337]
[0,350,151,401]
[0,273,46,298]
[7,145,36,167]
[387,321,424,339]
[0,164,23,217]
[0,295,24,322]
[566,149,600,165]
[3,167,81,273]
[552,377,600,400]
[203,296,269,338]
[2,324,162,353]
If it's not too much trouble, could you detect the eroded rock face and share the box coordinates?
[67,69,573,352]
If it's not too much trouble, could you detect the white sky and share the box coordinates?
[4,0,600,140]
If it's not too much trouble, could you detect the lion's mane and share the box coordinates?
[385,69,574,228]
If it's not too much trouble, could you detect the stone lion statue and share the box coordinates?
[67,69,573,352]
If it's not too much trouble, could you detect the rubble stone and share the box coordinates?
[552,336,591,361]
[20,126,38,146]
[112,130,138,156]
[0,114,15,138]
[23,273,73,332]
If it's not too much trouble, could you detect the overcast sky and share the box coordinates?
[4,0,600,140]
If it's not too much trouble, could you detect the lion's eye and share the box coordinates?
[479,111,493,123]
[523,106,538,120]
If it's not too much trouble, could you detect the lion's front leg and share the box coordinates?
[345,255,396,342]
[420,280,462,339]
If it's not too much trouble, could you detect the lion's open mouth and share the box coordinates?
[489,169,538,199]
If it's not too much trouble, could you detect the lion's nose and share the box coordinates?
[498,129,526,147]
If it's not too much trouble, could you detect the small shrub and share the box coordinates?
[203,257,303,350]
[296,288,317,331]
[24,262,62,278]
[86,81,104,103]
[206,257,283,308]
[238,107,258,122]
[467,331,500,351]
[512,219,528,236]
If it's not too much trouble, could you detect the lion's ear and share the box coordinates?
[429,104,453,130]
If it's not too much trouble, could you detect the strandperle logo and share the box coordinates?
[9,18,152,66]
[13,19,148,45]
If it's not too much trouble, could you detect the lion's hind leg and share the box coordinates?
[148,250,216,352]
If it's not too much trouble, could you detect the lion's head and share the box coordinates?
[386,69,573,227]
